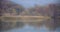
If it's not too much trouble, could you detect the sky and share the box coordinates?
[10,0,58,8]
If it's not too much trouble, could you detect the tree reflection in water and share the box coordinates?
[0,19,60,32]
[16,22,24,28]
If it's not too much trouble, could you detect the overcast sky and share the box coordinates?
[10,0,58,8]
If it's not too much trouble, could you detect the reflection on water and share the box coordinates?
[2,23,60,32]
[0,16,60,32]
[2,24,49,32]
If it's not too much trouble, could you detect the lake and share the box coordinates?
[1,22,60,32]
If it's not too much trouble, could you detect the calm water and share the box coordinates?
[2,24,60,32]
